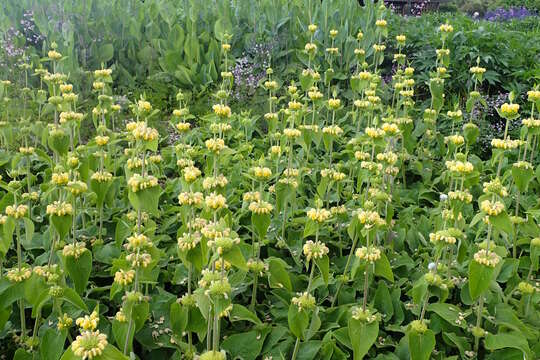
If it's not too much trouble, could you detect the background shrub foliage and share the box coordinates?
[0,0,539,360]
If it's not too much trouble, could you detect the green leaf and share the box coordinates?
[91,178,113,208]
[170,302,188,335]
[288,303,310,340]
[374,252,394,282]
[252,212,271,240]
[99,44,114,63]
[348,318,378,360]
[128,186,161,216]
[484,332,531,359]
[50,214,72,242]
[64,250,92,294]
[490,212,513,234]
[268,257,292,291]
[408,329,435,360]
[230,304,261,325]
[40,328,66,360]
[0,216,15,256]
[13,349,32,360]
[314,255,329,285]
[221,328,270,360]
[427,303,466,328]
[62,287,88,312]
[468,260,495,300]
[223,245,247,271]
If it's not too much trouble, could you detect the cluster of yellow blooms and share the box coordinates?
[5,204,28,219]
[127,174,159,193]
[205,192,228,210]
[307,208,332,223]
[46,201,73,216]
[355,246,381,262]
[491,138,521,150]
[183,165,202,182]
[445,160,474,174]
[303,240,329,261]
[480,199,505,216]
[248,200,273,215]
[499,103,519,118]
[6,266,32,282]
[114,269,135,286]
[291,291,316,311]
[51,171,69,186]
[130,121,159,142]
[212,104,232,118]
[178,191,204,206]
[177,232,201,252]
[356,209,385,228]
[62,242,87,258]
[473,249,501,268]
[252,166,272,179]
[91,171,113,183]
[71,330,108,360]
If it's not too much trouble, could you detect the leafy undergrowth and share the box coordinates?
[0,2,539,360]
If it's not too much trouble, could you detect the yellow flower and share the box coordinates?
[248,200,273,215]
[71,330,108,360]
[5,204,29,219]
[212,104,232,118]
[480,199,505,216]
[375,19,387,27]
[91,171,113,183]
[500,103,519,118]
[51,171,69,186]
[183,166,201,182]
[291,292,316,311]
[205,138,226,152]
[57,313,73,330]
[322,125,343,136]
[527,90,540,102]
[125,233,153,252]
[470,66,486,75]
[19,146,35,155]
[365,127,385,139]
[127,174,159,193]
[205,192,227,210]
[46,201,73,216]
[76,311,99,331]
[95,135,109,146]
[48,50,62,60]
[177,232,201,252]
[306,208,331,223]
[491,138,521,150]
[62,242,87,258]
[355,246,381,262]
[114,269,135,286]
[439,23,454,33]
[178,191,204,206]
[252,166,272,180]
[284,128,301,138]
[132,122,159,141]
[6,266,32,282]
[373,44,386,52]
[396,34,406,43]
[303,240,329,261]
[445,160,474,174]
[473,249,500,268]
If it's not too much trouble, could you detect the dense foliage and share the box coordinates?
[0,1,539,360]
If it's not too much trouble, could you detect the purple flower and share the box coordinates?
[484,7,536,21]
